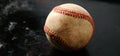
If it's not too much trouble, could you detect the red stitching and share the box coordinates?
[44,25,55,36]
[44,26,71,50]
[53,6,94,30]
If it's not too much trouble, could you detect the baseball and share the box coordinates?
[44,3,94,51]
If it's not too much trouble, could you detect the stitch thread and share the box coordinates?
[53,6,94,29]
[44,26,71,50]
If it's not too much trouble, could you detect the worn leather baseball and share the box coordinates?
[44,3,94,51]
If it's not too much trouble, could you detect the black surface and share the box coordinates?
[0,0,120,56]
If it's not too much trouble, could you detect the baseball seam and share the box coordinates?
[53,6,94,29]
[44,26,71,50]
[53,6,94,41]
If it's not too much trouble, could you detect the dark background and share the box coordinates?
[0,0,120,56]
